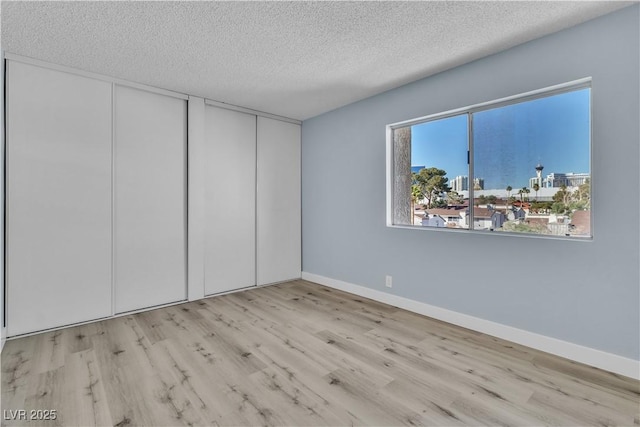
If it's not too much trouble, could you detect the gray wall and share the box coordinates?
[301,6,639,360]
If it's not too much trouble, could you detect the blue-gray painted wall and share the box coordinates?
[301,6,639,360]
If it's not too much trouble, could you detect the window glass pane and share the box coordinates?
[472,88,591,237]
[395,114,468,228]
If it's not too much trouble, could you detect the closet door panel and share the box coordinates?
[6,61,113,336]
[257,117,301,285]
[204,106,256,295]
[114,86,187,313]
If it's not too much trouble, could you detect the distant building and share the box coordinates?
[529,171,590,188]
[529,163,545,188]
[507,208,526,221]
[425,208,465,227]
[421,214,445,228]
[469,207,505,230]
[450,175,468,192]
[450,175,484,191]
[544,172,590,188]
[529,177,539,188]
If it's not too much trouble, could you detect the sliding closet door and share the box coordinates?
[204,106,256,295]
[6,61,113,336]
[257,117,301,285]
[114,86,187,313]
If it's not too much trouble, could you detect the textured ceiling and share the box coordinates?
[1,1,635,120]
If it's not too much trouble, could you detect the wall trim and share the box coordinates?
[302,271,640,380]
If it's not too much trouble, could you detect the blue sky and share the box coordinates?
[410,88,590,190]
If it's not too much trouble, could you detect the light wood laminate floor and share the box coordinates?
[2,280,639,426]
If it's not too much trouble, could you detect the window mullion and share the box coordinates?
[468,112,474,230]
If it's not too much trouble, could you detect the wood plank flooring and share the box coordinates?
[2,280,639,426]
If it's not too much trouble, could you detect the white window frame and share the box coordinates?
[386,77,593,240]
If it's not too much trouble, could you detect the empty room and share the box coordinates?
[1,1,639,426]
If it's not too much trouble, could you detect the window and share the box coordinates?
[387,79,591,239]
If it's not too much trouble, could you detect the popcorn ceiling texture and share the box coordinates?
[1,1,633,120]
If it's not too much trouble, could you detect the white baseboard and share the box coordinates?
[302,271,640,380]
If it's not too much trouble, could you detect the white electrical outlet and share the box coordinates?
[385,275,393,288]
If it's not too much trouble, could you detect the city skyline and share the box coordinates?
[410,88,590,190]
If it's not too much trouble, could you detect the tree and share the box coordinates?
[553,185,571,205]
[447,190,463,206]
[531,201,552,214]
[432,198,448,208]
[551,185,571,214]
[573,179,590,209]
[551,202,566,215]
[414,167,450,209]
[532,183,540,200]
[506,185,512,209]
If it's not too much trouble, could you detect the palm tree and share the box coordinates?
[532,183,540,200]
[506,185,512,209]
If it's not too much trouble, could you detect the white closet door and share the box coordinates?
[257,117,301,285]
[204,106,256,295]
[6,61,113,336]
[114,86,187,313]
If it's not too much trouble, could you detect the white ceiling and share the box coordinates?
[1,1,635,121]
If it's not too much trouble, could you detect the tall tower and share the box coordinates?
[535,163,544,187]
